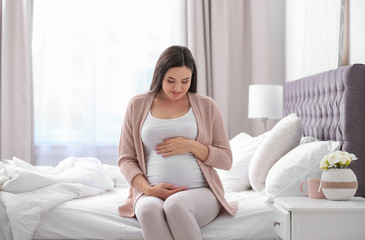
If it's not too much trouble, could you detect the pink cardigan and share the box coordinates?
[118,92,238,217]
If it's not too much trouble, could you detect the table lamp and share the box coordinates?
[248,84,283,131]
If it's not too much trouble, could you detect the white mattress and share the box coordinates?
[33,188,276,240]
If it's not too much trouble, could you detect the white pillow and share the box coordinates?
[249,113,302,191]
[264,141,341,202]
[300,136,319,145]
[217,132,268,192]
[229,132,252,150]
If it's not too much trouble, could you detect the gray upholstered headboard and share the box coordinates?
[283,64,365,197]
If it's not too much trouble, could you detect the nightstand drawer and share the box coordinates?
[273,202,291,240]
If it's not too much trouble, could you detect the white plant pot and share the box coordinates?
[321,168,358,201]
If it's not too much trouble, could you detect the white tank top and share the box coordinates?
[141,108,207,188]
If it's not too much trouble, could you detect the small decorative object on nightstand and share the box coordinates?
[273,197,365,240]
[319,151,358,200]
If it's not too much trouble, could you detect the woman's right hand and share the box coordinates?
[147,183,187,200]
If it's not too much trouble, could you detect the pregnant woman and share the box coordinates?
[118,45,237,240]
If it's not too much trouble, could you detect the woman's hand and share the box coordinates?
[132,175,186,200]
[155,137,209,161]
[147,183,187,200]
[155,137,192,158]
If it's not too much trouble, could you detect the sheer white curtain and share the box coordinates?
[32,0,285,165]
[1,0,34,163]
[32,0,183,165]
[181,0,283,137]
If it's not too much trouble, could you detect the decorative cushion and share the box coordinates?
[264,141,341,202]
[217,132,268,192]
[248,113,302,191]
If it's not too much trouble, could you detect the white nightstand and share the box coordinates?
[273,197,365,240]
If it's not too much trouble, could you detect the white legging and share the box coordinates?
[135,187,221,240]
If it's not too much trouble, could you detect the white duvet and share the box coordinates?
[0,157,276,240]
[0,157,114,240]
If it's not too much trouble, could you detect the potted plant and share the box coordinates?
[319,151,358,200]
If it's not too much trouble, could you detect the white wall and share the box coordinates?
[285,0,342,82]
[270,0,285,85]
[285,0,305,82]
[349,0,365,64]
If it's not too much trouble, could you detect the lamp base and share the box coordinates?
[261,117,268,132]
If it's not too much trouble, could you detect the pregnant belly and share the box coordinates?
[146,154,207,188]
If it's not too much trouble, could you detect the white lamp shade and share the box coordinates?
[248,84,283,119]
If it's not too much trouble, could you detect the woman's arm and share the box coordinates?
[200,99,232,170]
[118,99,144,185]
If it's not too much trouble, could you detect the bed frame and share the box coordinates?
[283,63,365,197]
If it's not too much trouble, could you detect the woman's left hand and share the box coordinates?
[155,137,193,158]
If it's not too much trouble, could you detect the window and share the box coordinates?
[32,0,183,165]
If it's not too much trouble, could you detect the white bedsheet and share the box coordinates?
[0,157,114,240]
[34,187,142,240]
[34,188,275,240]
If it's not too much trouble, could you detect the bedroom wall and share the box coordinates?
[285,0,342,82]
[285,0,365,83]
[269,0,285,85]
[349,0,365,64]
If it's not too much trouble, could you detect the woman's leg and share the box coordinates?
[164,187,221,240]
[135,195,173,240]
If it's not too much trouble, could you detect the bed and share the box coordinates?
[1,63,365,240]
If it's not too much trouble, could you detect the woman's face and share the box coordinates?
[161,66,192,101]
